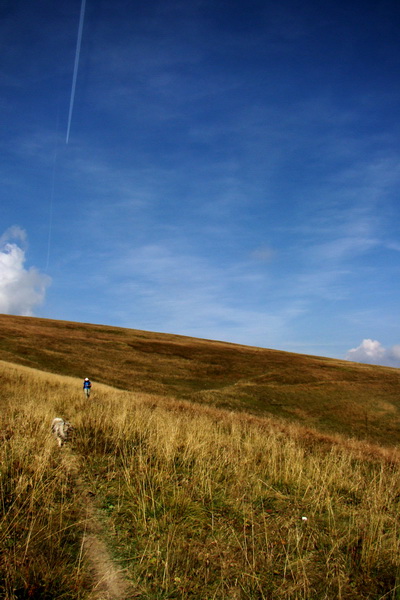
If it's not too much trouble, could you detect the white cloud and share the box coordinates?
[346,339,400,368]
[0,227,51,316]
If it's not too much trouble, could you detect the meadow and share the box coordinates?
[1,314,400,448]
[1,358,400,599]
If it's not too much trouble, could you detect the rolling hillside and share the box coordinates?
[1,313,399,446]
[1,316,400,599]
[2,360,399,599]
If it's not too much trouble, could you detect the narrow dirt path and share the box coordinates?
[81,497,135,600]
[61,450,137,600]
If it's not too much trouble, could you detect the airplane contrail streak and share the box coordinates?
[66,0,86,144]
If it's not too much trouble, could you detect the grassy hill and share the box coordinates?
[1,313,400,446]
[1,359,400,599]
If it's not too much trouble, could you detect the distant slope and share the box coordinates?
[1,313,400,446]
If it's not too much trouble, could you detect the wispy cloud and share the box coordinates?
[96,241,302,347]
[0,227,51,316]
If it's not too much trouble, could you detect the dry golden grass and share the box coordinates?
[1,359,400,599]
[1,314,400,447]
[0,363,87,598]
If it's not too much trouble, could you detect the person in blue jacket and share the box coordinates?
[83,377,92,398]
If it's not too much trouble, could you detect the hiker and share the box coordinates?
[83,377,92,398]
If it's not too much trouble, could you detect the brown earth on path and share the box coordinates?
[61,451,137,600]
[82,531,134,600]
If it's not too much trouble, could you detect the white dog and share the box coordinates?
[51,418,74,447]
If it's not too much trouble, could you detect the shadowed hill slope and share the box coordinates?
[1,313,399,446]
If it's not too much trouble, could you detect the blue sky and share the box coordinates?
[1,0,400,366]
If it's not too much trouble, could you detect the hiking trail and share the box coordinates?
[61,450,137,600]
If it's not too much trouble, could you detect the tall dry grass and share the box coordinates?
[75,388,400,598]
[1,359,400,599]
[0,362,88,599]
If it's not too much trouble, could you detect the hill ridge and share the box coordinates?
[1,313,399,446]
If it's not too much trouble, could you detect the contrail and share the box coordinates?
[66,0,86,144]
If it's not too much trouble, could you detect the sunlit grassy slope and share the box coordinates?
[1,313,400,446]
[1,359,400,599]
